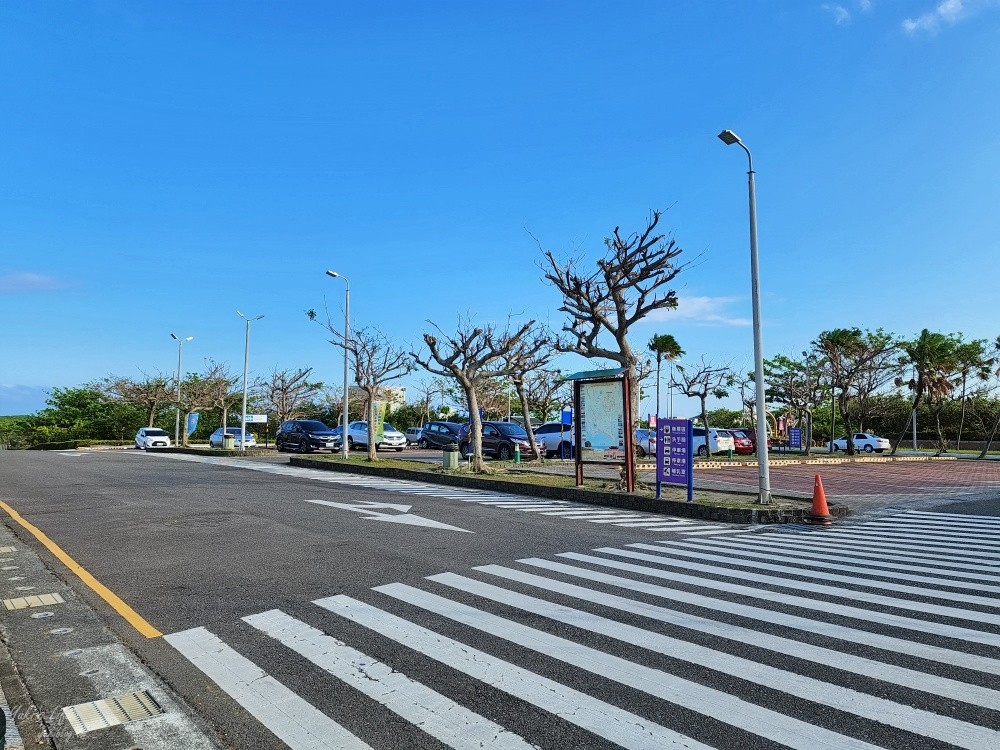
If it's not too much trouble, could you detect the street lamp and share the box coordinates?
[237,311,264,452]
[718,129,772,504]
[170,333,193,446]
[325,270,350,460]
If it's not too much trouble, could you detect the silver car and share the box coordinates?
[347,421,406,451]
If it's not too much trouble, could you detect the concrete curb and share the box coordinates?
[289,457,849,524]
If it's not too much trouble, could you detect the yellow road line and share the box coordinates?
[0,500,162,638]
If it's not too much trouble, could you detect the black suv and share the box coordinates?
[418,421,464,449]
[275,419,342,453]
[459,421,537,461]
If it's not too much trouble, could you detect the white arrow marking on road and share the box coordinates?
[305,499,473,533]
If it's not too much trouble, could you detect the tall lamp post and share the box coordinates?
[718,129,772,504]
[325,270,350,460]
[237,311,264,452]
[170,333,193,446]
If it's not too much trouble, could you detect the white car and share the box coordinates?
[209,427,257,449]
[134,427,171,450]
[691,427,736,457]
[533,422,575,458]
[347,421,406,451]
[404,427,424,445]
[831,432,891,453]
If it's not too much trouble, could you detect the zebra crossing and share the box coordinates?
[149,451,745,535]
[166,509,1000,749]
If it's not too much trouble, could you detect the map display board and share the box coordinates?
[578,380,626,461]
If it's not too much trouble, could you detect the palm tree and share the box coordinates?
[891,329,962,455]
[648,334,684,421]
[954,339,993,450]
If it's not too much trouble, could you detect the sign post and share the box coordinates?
[656,417,693,502]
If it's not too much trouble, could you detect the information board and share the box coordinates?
[578,380,625,459]
[788,427,802,449]
[656,417,693,502]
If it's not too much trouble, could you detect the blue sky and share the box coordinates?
[2,1,999,419]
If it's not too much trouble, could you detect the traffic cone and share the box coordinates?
[806,474,834,525]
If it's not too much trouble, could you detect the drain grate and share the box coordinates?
[3,592,65,610]
[62,690,164,735]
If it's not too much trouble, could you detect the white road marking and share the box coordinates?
[660,538,1000,591]
[519,556,1000,675]
[164,626,373,750]
[304,499,472,532]
[626,542,1000,607]
[756,533,1000,572]
[243,609,535,750]
[314,594,713,750]
[424,572,1000,746]
[559,551,1000,646]
[469,564,1000,710]
[374,583,884,750]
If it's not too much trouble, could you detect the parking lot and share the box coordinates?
[690,456,1000,512]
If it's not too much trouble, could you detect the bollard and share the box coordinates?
[514,444,521,463]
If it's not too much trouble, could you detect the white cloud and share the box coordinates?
[902,0,995,33]
[822,3,852,24]
[0,272,67,292]
[644,296,751,327]
[821,1,874,25]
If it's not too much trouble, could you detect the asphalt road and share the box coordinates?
[2,449,1000,750]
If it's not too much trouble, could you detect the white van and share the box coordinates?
[691,427,736,457]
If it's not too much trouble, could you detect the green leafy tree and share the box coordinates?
[891,330,965,455]
[812,328,900,455]
[765,353,827,455]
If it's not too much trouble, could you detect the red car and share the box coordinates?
[729,428,771,455]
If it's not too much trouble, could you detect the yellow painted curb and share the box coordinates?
[0,500,161,638]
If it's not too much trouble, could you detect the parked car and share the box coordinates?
[404,427,424,445]
[346,421,407,451]
[729,427,775,454]
[634,428,657,458]
[275,420,341,453]
[458,421,537,461]
[831,432,891,453]
[209,427,257,449]
[691,427,736,457]
[134,427,171,450]
[418,421,464,449]
[533,422,574,458]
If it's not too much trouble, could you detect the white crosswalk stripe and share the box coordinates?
[166,510,1000,749]
[148,451,742,535]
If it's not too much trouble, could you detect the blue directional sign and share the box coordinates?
[788,427,802,449]
[656,417,693,502]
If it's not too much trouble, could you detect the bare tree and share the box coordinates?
[526,369,571,422]
[540,210,689,420]
[412,378,447,427]
[672,358,735,455]
[764,353,826,456]
[412,317,538,472]
[101,373,172,427]
[200,361,241,438]
[499,328,556,461]
[310,309,413,461]
[256,367,323,424]
[176,368,229,447]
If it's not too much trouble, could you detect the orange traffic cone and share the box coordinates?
[806,474,834,525]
